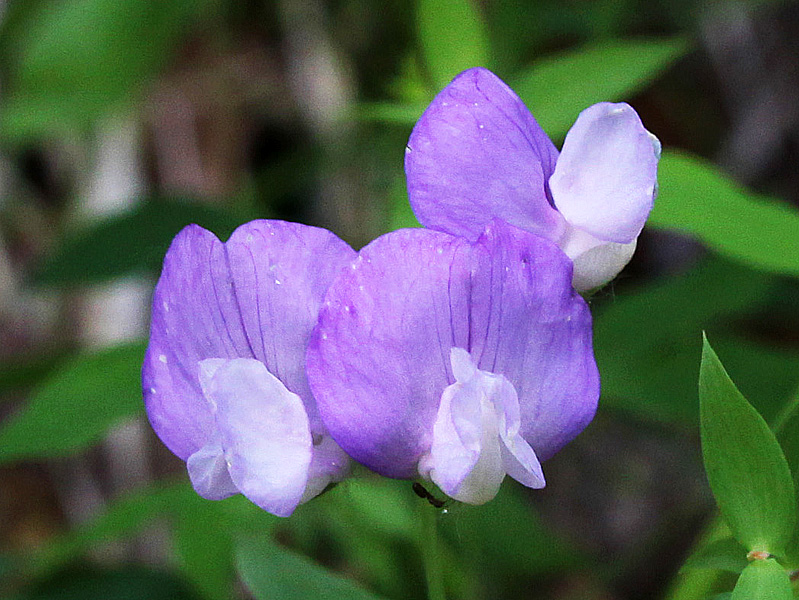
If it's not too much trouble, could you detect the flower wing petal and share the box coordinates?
[549,102,659,244]
[406,67,564,242]
[200,358,313,518]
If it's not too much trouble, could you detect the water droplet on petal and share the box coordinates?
[159,354,167,364]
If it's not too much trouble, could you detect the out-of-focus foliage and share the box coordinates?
[652,151,799,278]
[2,0,799,598]
[1,0,216,141]
[0,343,146,462]
[33,199,245,287]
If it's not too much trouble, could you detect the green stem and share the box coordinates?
[417,499,447,600]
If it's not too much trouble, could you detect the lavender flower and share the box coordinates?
[307,220,598,504]
[142,220,355,517]
[405,67,661,291]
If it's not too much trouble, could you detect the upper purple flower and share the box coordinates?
[405,67,661,291]
[142,220,356,517]
[307,220,599,504]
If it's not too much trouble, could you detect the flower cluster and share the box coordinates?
[143,68,659,516]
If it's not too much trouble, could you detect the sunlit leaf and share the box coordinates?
[236,536,388,600]
[700,336,796,554]
[651,150,799,279]
[0,342,147,463]
[512,38,688,138]
[417,0,490,89]
[731,559,792,600]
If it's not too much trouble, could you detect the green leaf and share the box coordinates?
[29,482,193,576]
[2,0,214,140]
[440,481,577,579]
[18,565,201,600]
[236,536,388,600]
[596,254,799,424]
[651,150,799,279]
[173,501,235,600]
[417,0,490,89]
[681,538,749,574]
[34,198,242,287]
[699,336,796,554]
[731,559,792,600]
[511,38,688,138]
[0,342,146,463]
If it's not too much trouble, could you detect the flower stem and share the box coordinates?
[417,499,447,600]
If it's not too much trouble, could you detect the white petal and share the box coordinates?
[199,358,312,517]
[186,437,239,500]
[550,102,659,244]
[559,226,638,291]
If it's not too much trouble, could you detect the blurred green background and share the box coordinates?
[1,0,799,598]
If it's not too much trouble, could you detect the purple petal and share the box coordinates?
[549,102,659,244]
[186,435,240,500]
[405,67,565,243]
[143,220,356,462]
[308,221,598,479]
[308,228,468,478]
[222,220,356,432]
[472,222,599,460]
[199,358,312,518]
[143,225,250,460]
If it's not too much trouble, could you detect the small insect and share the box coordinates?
[412,482,446,508]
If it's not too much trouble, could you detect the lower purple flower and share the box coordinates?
[142,220,355,517]
[307,220,599,504]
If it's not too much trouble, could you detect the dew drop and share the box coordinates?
[162,301,169,312]
[246,234,254,243]
[150,387,156,394]
[275,279,282,285]
[159,354,167,364]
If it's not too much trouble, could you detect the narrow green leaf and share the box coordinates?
[511,38,687,138]
[417,0,489,89]
[34,198,242,287]
[2,0,214,140]
[699,336,796,554]
[236,537,388,600]
[681,538,748,574]
[0,342,146,463]
[731,559,792,600]
[651,150,799,278]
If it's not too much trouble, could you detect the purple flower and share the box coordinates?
[405,67,661,291]
[142,220,356,517]
[307,220,598,504]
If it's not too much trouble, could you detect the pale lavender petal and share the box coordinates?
[560,225,638,292]
[186,437,239,500]
[419,379,480,498]
[406,67,565,243]
[200,358,312,518]
[143,225,252,461]
[550,102,659,244]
